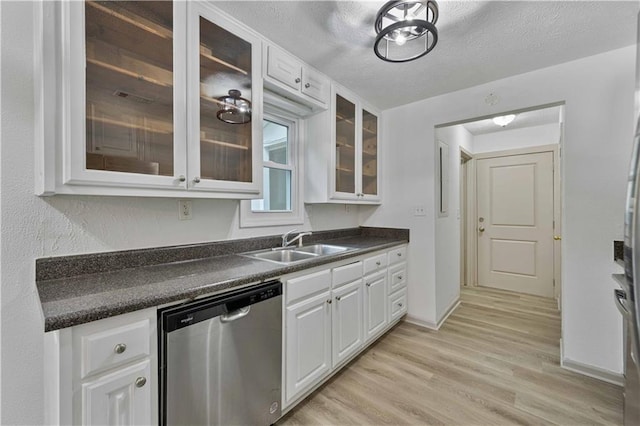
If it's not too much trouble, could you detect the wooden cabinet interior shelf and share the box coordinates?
[335,112,355,125]
[87,1,172,40]
[200,45,248,76]
[86,115,172,135]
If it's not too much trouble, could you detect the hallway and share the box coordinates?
[279,287,622,425]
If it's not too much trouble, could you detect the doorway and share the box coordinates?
[459,148,472,287]
[475,147,556,297]
[435,103,563,301]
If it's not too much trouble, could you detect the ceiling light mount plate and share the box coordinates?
[374,0,439,63]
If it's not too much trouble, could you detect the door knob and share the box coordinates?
[479,226,485,232]
[554,235,562,240]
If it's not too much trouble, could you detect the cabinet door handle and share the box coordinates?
[336,296,342,301]
[135,377,147,388]
[397,253,402,257]
[376,261,381,266]
[177,175,186,182]
[326,299,332,304]
[366,282,371,287]
[295,77,301,83]
[398,303,403,308]
[304,82,311,88]
[114,343,127,354]
[398,275,403,280]
[193,177,201,184]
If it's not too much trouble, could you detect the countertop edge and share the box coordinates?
[42,239,408,332]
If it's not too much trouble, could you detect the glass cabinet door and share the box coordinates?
[198,17,253,183]
[84,1,175,177]
[335,95,356,195]
[361,109,378,197]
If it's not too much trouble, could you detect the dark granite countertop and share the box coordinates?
[37,227,409,331]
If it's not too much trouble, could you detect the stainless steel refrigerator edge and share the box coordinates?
[618,8,640,425]
[159,281,283,426]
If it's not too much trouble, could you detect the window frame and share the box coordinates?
[239,110,304,227]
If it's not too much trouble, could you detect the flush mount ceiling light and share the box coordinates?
[217,89,251,124]
[374,0,439,63]
[492,114,516,127]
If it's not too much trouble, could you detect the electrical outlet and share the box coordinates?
[179,200,192,220]
[413,205,426,216]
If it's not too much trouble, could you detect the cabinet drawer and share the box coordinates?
[333,261,363,288]
[388,246,407,265]
[80,319,151,379]
[287,269,331,305]
[389,288,407,322]
[388,262,407,294]
[364,253,387,276]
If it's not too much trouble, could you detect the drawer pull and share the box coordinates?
[336,296,342,301]
[398,303,403,308]
[397,253,402,257]
[376,261,381,266]
[135,377,147,388]
[366,282,371,287]
[114,343,127,355]
[398,275,403,280]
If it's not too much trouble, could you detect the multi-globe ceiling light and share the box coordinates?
[373,0,439,63]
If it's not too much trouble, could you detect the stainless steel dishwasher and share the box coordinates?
[159,280,282,426]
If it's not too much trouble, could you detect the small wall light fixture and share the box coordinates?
[373,0,439,63]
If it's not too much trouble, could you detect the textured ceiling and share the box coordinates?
[214,1,638,110]
[461,105,561,135]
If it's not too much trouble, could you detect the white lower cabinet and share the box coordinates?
[45,308,157,426]
[332,279,364,367]
[283,245,408,411]
[285,271,332,405]
[364,270,388,342]
[81,359,151,425]
[389,288,408,322]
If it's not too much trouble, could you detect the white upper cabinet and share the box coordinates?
[306,84,382,204]
[264,44,330,112]
[186,1,262,195]
[36,1,262,198]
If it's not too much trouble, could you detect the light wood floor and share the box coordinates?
[279,287,623,425]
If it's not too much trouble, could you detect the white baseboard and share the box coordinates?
[404,315,438,330]
[561,356,624,387]
[405,298,461,331]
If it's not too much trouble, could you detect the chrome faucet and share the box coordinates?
[282,229,313,248]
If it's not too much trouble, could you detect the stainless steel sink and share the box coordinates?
[241,244,351,265]
[295,244,350,255]
[249,249,318,264]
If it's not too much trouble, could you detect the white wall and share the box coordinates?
[474,123,561,153]
[434,125,472,321]
[363,45,635,375]
[0,3,360,423]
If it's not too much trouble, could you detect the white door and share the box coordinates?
[477,151,554,297]
[81,360,151,426]
[285,291,332,404]
[364,271,388,342]
[332,279,363,368]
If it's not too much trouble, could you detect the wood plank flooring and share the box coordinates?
[278,287,623,425]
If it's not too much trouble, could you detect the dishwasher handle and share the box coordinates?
[220,306,251,323]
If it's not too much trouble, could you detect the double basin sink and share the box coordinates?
[242,244,351,265]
